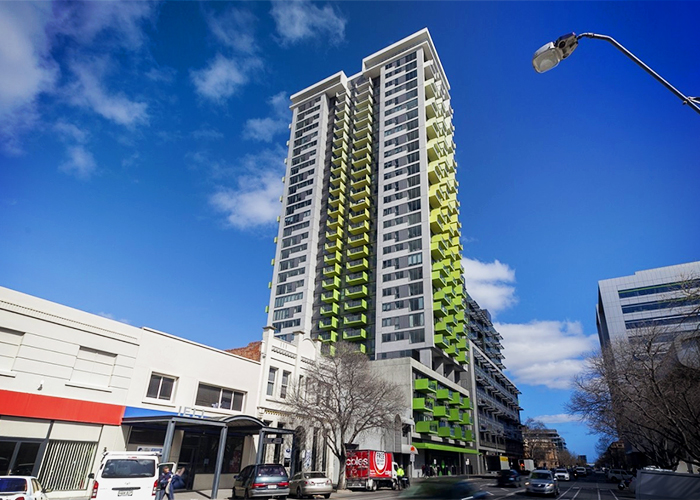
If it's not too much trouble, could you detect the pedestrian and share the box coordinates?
[451,464,456,476]
[396,464,405,489]
[421,464,426,477]
[157,465,173,500]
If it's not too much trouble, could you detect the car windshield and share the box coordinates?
[531,472,551,480]
[305,473,326,479]
[0,478,28,493]
[102,459,156,478]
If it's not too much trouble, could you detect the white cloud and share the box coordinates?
[270,1,346,46]
[59,145,97,180]
[534,414,583,424]
[243,91,290,142]
[145,67,177,84]
[205,7,258,54]
[191,54,262,103]
[54,121,89,144]
[463,257,517,315]
[496,320,599,390]
[192,127,224,141]
[207,148,286,229]
[66,58,149,127]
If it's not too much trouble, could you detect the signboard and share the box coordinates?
[263,437,284,445]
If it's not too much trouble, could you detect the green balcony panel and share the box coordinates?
[344,299,367,312]
[415,421,438,435]
[436,388,452,401]
[329,183,343,197]
[348,221,370,235]
[347,245,369,258]
[328,193,346,207]
[343,327,367,340]
[350,185,370,201]
[438,426,455,438]
[460,397,472,410]
[349,233,370,247]
[346,272,368,286]
[454,350,467,364]
[323,264,341,277]
[434,334,450,350]
[320,303,339,316]
[433,405,448,418]
[448,409,462,422]
[343,314,367,327]
[321,290,339,303]
[324,239,343,253]
[347,258,369,272]
[453,426,463,440]
[455,337,467,350]
[330,172,347,186]
[327,204,346,219]
[319,317,338,330]
[350,198,370,211]
[324,251,342,265]
[461,430,473,442]
[413,397,434,412]
[460,414,472,425]
[414,378,438,393]
[351,161,371,175]
[322,277,341,290]
[351,175,370,190]
[345,285,368,299]
[318,331,338,343]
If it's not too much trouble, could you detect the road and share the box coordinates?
[331,473,635,500]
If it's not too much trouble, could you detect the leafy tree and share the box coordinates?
[283,342,405,489]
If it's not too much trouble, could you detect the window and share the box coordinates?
[267,368,277,396]
[70,347,116,387]
[146,374,175,400]
[195,383,244,411]
[280,371,291,399]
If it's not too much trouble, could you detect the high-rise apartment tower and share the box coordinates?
[267,29,466,368]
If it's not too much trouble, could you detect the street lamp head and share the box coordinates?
[532,33,579,73]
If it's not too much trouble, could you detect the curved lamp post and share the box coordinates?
[532,32,700,115]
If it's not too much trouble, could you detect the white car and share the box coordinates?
[607,469,633,482]
[0,476,51,500]
[554,468,570,481]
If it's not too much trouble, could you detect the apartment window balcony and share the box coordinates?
[324,251,342,265]
[437,425,455,439]
[460,397,473,410]
[329,170,347,185]
[350,173,370,190]
[353,114,372,130]
[331,151,348,165]
[432,270,447,288]
[347,258,369,272]
[413,397,434,413]
[352,133,371,148]
[326,215,344,230]
[436,388,452,401]
[352,121,373,137]
[327,204,346,219]
[343,299,367,312]
[349,197,370,211]
[332,140,349,156]
[328,193,346,207]
[414,378,438,393]
[425,97,445,120]
[328,183,343,198]
[434,333,450,350]
[345,271,368,286]
[323,264,341,277]
[324,239,343,253]
[321,290,339,302]
[429,184,447,209]
[319,317,338,330]
[320,303,339,316]
[460,413,472,425]
[428,160,446,184]
[351,160,371,175]
[325,227,343,241]
[433,302,448,318]
[349,185,370,201]
[415,420,438,435]
[330,162,347,178]
[342,326,367,339]
[347,244,369,258]
[354,103,371,119]
[433,404,448,418]
[318,331,338,343]
[322,276,341,290]
[348,232,369,247]
[348,221,369,235]
[345,285,368,299]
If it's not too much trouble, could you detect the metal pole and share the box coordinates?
[211,425,228,499]
[578,33,700,115]
[162,419,177,463]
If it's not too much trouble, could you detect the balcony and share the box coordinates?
[343,327,367,339]
[353,132,371,148]
[433,404,448,418]
[331,151,348,165]
[351,162,371,177]
[414,378,438,393]
[321,290,339,302]
[415,420,438,435]
[428,160,445,184]
[325,227,343,241]
[429,211,446,234]
[319,317,338,330]
[327,204,346,219]
[432,269,447,288]
[324,239,343,253]
[345,271,368,286]
[353,114,371,130]
[413,397,434,413]
[330,171,347,186]
[322,277,340,290]
[454,350,467,364]
[448,409,462,422]
[460,397,472,410]
[347,258,369,272]
[436,388,452,401]
[350,174,370,190]
[350,198,370,212]
[348,221,369,235]
[352,121,373,138]
[344,299,367,312]
[430,240,446,260]
[434,334,450,350]
[438,425,455,439]
[324,251,342,265]
[347,244,369,258]
[328,193,346,207]
[320,303,339,316]
[348,233,369,247]
[460,413,472,425]
[318,331,337,343]
[350,185,370,201]
[345,285,368,299]
[326,215,344,230]
[323,264,341,277]
[429,185,446,209]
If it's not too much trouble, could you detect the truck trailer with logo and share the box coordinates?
[345,450,398,491]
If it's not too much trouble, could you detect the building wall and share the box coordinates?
[0,286,260,497]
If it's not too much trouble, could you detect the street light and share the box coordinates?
[532,32,700,115]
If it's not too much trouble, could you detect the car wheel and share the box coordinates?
[324,495,331,499]
[372,482,377,492]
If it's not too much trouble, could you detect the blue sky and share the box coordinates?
[2,1,699,462]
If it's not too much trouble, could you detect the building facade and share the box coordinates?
[265,29,476,474]
[465,293,523,473]
[597,261,700,350]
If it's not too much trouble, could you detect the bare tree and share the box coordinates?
[284,342,405,489]
[568,326,700,469]
[522,419,559,468]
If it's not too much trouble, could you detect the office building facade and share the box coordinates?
[266,29,475,472]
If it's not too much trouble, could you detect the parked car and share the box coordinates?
[525,470,559,497]
[89,451,164,500]
[0,476,50,500]
[496,469,521,487]
[554,468,570,481]
[607,469,633,482]
[289,471,332,499]
[398,477,490,500]
[574,466,587,477]
[233,464,289,500]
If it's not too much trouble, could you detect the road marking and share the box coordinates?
[608,489,621,500]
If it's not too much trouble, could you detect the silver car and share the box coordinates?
[525,470,559,497]
[289,472,332,499]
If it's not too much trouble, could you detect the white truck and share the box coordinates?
[89,452,174,500]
